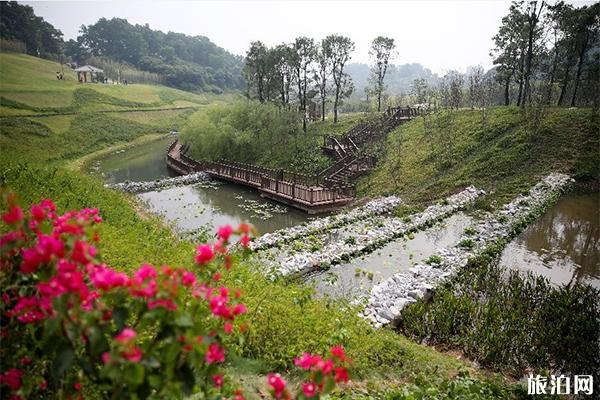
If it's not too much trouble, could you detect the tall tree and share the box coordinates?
[521,0,546,108]
[271,44,296,108]
[314,42,332,121]
[293,37,316,132]
[468,66,485,109]
[410,78,428,104]
[243,41,269,102]
[491,3,528,106]
[0,1,64,57]
[569,3,600,106]
[368,36,396,112]
[323,35,355,123]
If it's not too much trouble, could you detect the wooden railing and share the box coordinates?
[168,142,355,208]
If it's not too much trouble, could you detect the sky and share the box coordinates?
[23,0,595,75]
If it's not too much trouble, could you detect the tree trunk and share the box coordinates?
[557,60,572,106]
[545,48,559,105]
[570,32,589,107]
[377,90,381,112]
[334,87,340,123]
[517,77,523,107]
[321,95,325,121]
[504,76,511,106]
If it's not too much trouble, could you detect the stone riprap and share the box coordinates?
[106,172,210,194]
[267,187,483,277]
[363,173,574,328]
[250,196,403,251]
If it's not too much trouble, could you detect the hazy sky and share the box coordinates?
[23,1,594,75]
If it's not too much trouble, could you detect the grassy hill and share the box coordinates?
[361,107,599,208]
[0,52,236,164]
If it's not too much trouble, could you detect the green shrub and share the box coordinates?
[401,261,600,385]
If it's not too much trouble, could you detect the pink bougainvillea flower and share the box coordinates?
[233,303,247,316]
[181,271,196,287]
[223,322,233,334]
[294,353,321,370]
[317,358,334,375]
[115,328,136,343]
[302,381,317,398]
[71,240,95,264]
[2,205,23,225]
[331,345,347,361]
[212,374,224,387]
[147,298,177,311]
[334,367,349,383]
[0,368,24,391]
[217,225,233,241]
[205,343,225,364]
[101,352,111,364]
[195,244,214,265]
[123,346,143,362]
[90,265,129,291]
[239,235,250,248]
[209,295,230,318]
[73,382,82,391]
[134,264,157,281]
[267,373,287,399]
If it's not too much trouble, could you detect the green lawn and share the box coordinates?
[361,107,599,208]
[0,52,214,113]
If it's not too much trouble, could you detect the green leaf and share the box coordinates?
[51,347,74,382]
[175,362,195,396]
[113,307,128,331]
[174,313,193,328]
[125,362,145,387]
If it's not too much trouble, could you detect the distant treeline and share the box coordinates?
[0,1,244,93]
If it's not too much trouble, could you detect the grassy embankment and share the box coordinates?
[362,107,599,208]
[0,53,524,398]
[0,52,234,166]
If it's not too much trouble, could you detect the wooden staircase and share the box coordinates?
[320,107,422,185]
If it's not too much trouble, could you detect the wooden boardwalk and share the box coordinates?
[166,141,355,213]
[166,107,422,213]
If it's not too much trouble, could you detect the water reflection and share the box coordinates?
[499,192,599,288]
[308,212,476,299]
[90,136,310,234]
[89,136,178,184]
[139,184,309,235]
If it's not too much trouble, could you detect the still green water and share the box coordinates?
[88,136,310,235]
[499,191,599,288]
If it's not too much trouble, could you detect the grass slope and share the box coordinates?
[361,107,599,207]
[0,52,236,165]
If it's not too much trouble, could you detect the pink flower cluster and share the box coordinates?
[267,347,351,399]
[1,195,351,400]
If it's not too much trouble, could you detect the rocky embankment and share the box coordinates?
[106,172,209,193]
[269,187,483,276]
[251,196,403,250]
[363,173,574,328]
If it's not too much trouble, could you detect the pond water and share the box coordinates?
[499,191,600,288]
[308,212,477,299]
[89,136,310,234]
[89,136,178,184]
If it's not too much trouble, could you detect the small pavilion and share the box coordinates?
[74,65,104,83]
